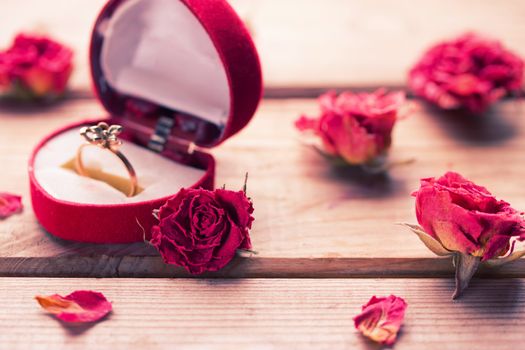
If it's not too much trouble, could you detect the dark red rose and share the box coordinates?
[0,33,73,99]
[409,32,524,113]
[150,188,254,274]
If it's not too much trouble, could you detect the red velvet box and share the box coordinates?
[28,0,263,243]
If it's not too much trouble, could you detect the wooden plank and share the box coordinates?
[1,98,525,277]
[2,0,525,91]
[0,278,524,349]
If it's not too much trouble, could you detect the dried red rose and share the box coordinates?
[0,192,23,219]
[407,171,525,298]
[295,89,406,166]
[354,295,407,345]
[150,187,254,275]
[409,32,524,113]
[35,290,112,323]
[0,33,73,100]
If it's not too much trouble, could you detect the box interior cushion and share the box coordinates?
[99,0,230,126]
[33,127,206,205]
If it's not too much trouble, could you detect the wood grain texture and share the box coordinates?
[1,98,525,277]
[1,0,525,91]
[0,278,524,349]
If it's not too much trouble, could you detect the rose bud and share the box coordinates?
[406,172,525,298]
[409,32,524,114]
[354,295,407,346]
[0,33,73,100]
[295,89,406,168]
[150,187,254,275]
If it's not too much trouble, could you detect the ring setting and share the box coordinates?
[75,122,138,197]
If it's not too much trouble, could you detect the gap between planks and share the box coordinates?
[64,86,412,100]
[1,256,524,278]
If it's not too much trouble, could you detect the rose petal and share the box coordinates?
[354,295,407,345]
[294,115,317,132]
[35,290,112,323]
[0,192,23,219]
[215,189,255,230]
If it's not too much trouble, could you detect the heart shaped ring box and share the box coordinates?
[28,0,263,243]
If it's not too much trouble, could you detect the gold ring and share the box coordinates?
[75,122,138,197]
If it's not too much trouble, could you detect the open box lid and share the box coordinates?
[89,0,263,149]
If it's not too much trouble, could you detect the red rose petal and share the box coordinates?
[35,290,112,323]
[0,192,23,219]
[354,295,407,345]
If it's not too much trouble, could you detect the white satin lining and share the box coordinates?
[33,127,206,205]
[100,0,230,126]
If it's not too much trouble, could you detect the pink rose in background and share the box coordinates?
[0,192,23,219]
[150,187,254,275]
[0,33,73,99]
[408,171,525,298]
[295,89,406,166]
[354,295,407,345]
[409,32,524,113]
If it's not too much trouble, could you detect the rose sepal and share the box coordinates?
[483,249,525,267]
[403,223,525,299]
[452,253,480,299]
[401,223,454,256]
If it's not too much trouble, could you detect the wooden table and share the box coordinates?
[1,1,525,349]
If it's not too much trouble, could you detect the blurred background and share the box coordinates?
[3,0,525,94]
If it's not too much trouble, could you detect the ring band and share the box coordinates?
[75,122,138,197]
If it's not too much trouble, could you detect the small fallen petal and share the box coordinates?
[0,192,23,219]
[35,290,112,323]
[354,295,407,345]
